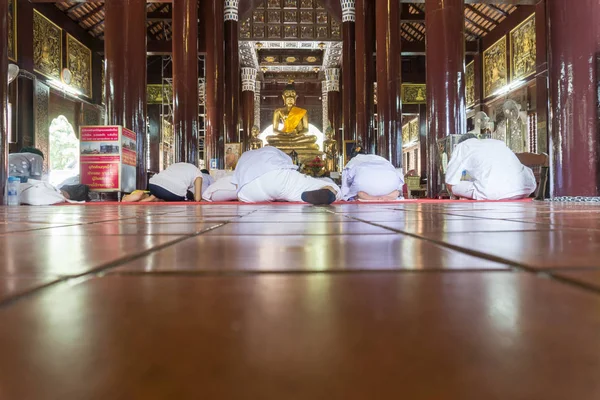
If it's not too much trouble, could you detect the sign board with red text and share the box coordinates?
[80,126,137,192]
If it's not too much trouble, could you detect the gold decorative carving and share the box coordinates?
[510,14,536,81]
[483,37,507,98]
[466,61,475,108]
[33,10,62,80]
[147,85,163,104]
[402,126,410,145]
[402,84,426,105]
[8,0,16,61]
[409,120,419,143]
[66,34,92,97]
[101,61,105,104]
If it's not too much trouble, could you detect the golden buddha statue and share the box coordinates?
[249,125,263,150]
[266,83,322,161]
[323,126,338,173]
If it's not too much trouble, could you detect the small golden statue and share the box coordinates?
[323,126,338,173]
[266,83,322,161]
[249,125,263,150]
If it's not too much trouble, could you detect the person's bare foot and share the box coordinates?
[140,194,161,202]
[122,191,149,202]
[357,190,400,201]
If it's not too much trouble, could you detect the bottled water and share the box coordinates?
[7,176,20,206]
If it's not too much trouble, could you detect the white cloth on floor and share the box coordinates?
[232,147,298,193]
[149,163,203,197]
[445,138,537,200]
[341,154,404,200]
[202,175,238,202]
[18,180,82,205]
[238,169,341,203]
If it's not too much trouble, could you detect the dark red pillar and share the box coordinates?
[173,0,199,164]
[387,0,402,168]
[0,0,8,204]
[224,0,240,144]
[375,0,389,159]
[204,0,225,169]
[105,0,147,188]
[535,0,549,155]
[125,0,147,189]
[241,67,257,151]
[548,0,600,196]
[104,0,126,126]
[355,0,375,150]
[425,0,466,196]
[342,1,356,142]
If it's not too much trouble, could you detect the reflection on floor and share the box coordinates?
[1,201,600,398]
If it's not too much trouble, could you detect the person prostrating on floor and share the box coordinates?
[445,134,536,200]
[123,163,208,202]
[232,146,341,205]
[341,145,405,201]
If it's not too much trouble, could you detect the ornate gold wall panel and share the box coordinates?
[483,37,507,98]
[34,81,50,173]
[33,10,62,80]
[409,120,419,143]
[402,84,426,105]
[8,0,16,61]
[510,14,536,81]
[466,61,475,108]
[66,34,92,97]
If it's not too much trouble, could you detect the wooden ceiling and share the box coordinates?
[53,1,517,43]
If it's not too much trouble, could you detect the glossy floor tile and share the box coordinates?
[1,201,600,398]
[1,273,600,399]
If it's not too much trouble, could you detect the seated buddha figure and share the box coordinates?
[266,83,319,152]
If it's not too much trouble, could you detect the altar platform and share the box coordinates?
[1,200,600,399]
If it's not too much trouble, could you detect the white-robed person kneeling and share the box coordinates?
[232,146,341,205]
[341,150,404,201]
[445,134,537,200]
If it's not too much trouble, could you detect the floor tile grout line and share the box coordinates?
[100,268,516,277]
[0,222,231,309]
[321,208,600,296]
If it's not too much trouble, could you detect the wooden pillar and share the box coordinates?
[387,0,402,167]
[375,0,390,159]
[0,0,8,204]
[224,0,240,144]
[241,67,257,151]
[104,0,126,126]
[204,0,225,169]
[326,68,342,146]
[548,0,600,196]
[425,0,466,196]
[341,1,356,142]
[105,0,148,188]
[355,0,375,150]
[535,0,549,155]
[125,0,147,189]
[172,0,199,164]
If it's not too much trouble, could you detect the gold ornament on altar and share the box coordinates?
[483,37,507,98]
[249,125,263,150]
[323,126,338,173]
[511,14,536,81]
[33,10,62,80]
[66,34,92,97]
[266,83,322,161]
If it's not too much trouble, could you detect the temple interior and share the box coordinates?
[1,0,600,398]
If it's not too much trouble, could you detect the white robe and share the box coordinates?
[341,154,404,200]
[233,147,341,203]
[445,138,536,200]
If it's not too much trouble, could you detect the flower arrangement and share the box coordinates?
[301,156,325,177]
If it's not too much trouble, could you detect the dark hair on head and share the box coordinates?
[201,169,209,174]
[20,147,44,159]
[458,133,478,144]
[350,144,366,159]
[284,82,296,92]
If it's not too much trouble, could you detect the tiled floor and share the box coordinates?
[1,201,600,399]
